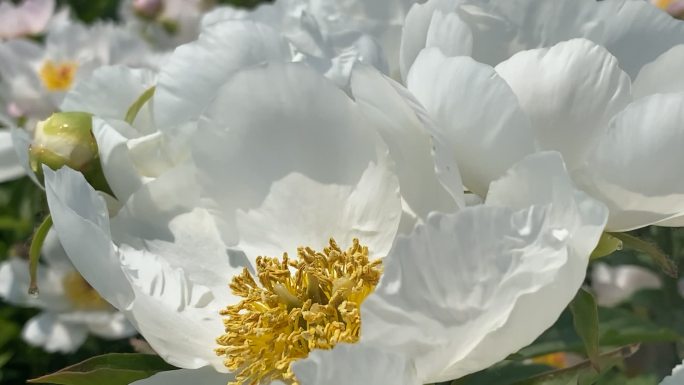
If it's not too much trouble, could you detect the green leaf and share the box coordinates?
[607,232,678,277]
[569,289,600,371]
[450,362,553,385]
[513,345,639,385]
[28,353,176,385]
[518,307,679,359]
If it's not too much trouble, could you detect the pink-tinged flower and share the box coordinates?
[0,0,55,39]
[653,0,684,18]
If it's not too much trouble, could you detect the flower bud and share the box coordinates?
[29,112,111,194]
[133,0,164,20]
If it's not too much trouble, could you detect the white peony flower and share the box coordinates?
[401,0,684,232]
[0,19,158,121]
[43,29,607,382]
[119,0,208,49]
[0,231,136,353]
[590,262,662,307]
[0,0,55,40]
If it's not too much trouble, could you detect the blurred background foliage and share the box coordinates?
[1,0,683,384]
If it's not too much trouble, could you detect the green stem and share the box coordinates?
[125,86,155,125]
[607,232,678,277]
[28,214,53,296]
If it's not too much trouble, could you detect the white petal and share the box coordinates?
[444,0,684,77]
[61,65,156,124]
[591,263,661,307]
[7,122,39,185]
[655,214,684,227]
[0,0,54,38]
[0,129,25,182]
[293,344,419,385]
[0,39,53,119]
[43,166,134,310]
[350,64,462,222]
[407,48,534,196]
[86,311,137,339]
[362,167,607,381]
[575,93,684,231]
[486,151,576,210]
[661,362,684,385]
[633,45,684,99]
[195,62,401,258]
[22,312,88,353]
[130,367,228,385]
[595,0,684,77]
[111,168,238,303]
[495,38,632,169]
[41,229,74,273]
[153,20,290,147]
[92,118,144,202]
[44,166,228,370]
[425,9,472,58]
[399,0,456,80]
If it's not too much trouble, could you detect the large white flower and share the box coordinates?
[45,58,406,376]
[0,230,135,353]
[113,150,607,385]
[43,27,607,382]
[401,0,684,231]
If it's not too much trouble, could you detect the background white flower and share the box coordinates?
[0,19,158,122]
[0,231,135,353]
[590,262,662,307]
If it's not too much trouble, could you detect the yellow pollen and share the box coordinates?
[39,60,78,91]
[62,271,111,310]
[215,238,382,385]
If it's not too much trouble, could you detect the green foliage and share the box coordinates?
[570,289,600,370]
[28,353,175,385]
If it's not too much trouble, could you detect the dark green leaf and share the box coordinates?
[569,289,600,370]
[513,345,639,385]
[518,308,679,359]
[28,353,176,385]
[450,362,553,385]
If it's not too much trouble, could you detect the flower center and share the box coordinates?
[62,271,111,310]
[39,60,78,91]
[215,238,382,385]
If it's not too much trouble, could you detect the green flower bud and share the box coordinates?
[29,112,112,194]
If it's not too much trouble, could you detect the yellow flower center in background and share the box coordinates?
[531,352,568,369]
[62,271,111,310]
[216,238,382,385]
[653,0,676,9]
[39,60,78,91]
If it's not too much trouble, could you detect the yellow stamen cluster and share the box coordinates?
[39,60,78,91]
[216,238,382,385]
[62,271,111,310]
